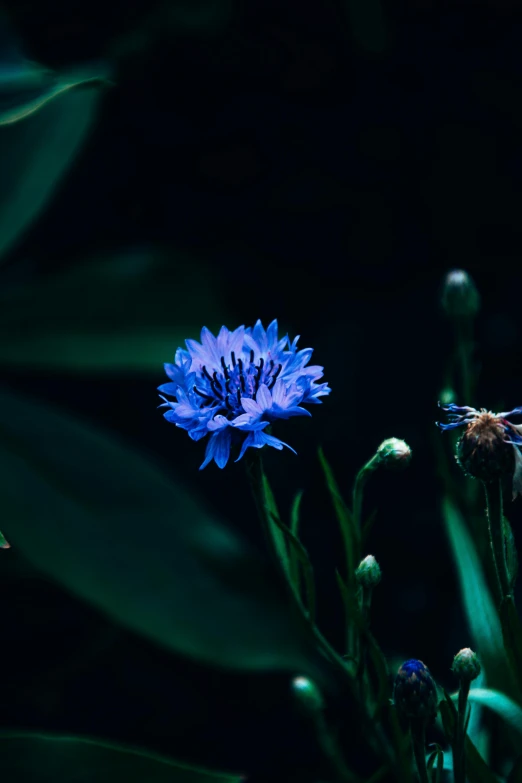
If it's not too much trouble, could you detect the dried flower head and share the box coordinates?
[159,320,330,469]
[452,648,481,683]
[437,403,522,498]
[393,659,438,722]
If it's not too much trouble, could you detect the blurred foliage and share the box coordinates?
[0,252,224,371]
[0,733,242,782]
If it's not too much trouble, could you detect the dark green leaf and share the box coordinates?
[260,470,291,581]
[289,489,303,593]
[0,387,336,684]
[503,516,518,590]
[335,571,364,630]
[0,253,223,372]
[442,497,506,671]
[508,755,522,783]
[318,448,357,585]
[0,29,109,261]
[452,688,522,736]
[366,631,389,718]
[0,732,242,783]
[500,596,522,697]
[441,699,499,783]
[426,744,443,783]
[268,510,315,622]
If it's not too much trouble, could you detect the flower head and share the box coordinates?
[393,659,438,722]
[159,320,330,469]
[436,403,522,498]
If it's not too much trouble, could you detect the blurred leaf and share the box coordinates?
[343,0,389,54]
[0,732,242,783]
[499,596,522,697]
[259,468,291,581]
[442,497,506,670]
[366,630,389,719]
[451,688,522,736]
[0,253,223,371]
[509,755,522,783]
[0,387,336,685]
[0,22,109,261]
[426,744,443,783]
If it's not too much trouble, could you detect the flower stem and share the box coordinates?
[453,681,470,783]
[410,722,429,783]
[483,479,511,603]
[352,454,380,534]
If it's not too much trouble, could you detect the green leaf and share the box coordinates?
[0,43,109,260]
[440,699,499,783]
[268,510,315,622]
[442,497,506,670]
[508,755,522,783]
[288,489,303,593]
[0,387,336,685]
[260,470,291,581]
[318,448,358,585]
[0,732,242,783]
[503,516,518,590]
[426,744,444,783]
[451,688,522,736]
[0,253,223,372]
[365,631,389,719]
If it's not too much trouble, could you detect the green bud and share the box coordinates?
[439,387,457,406]
[291,676,324,713]
[355,555,382,588]
[441,269,480,319]
[376,438,412,469]
[452,648,481,682]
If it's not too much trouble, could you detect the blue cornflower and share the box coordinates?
[437,403,522,497]
[159,320,331,469]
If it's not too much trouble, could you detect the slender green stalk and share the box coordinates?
[352,454,380,533]
[483,479,511,602]
[453,681,470,783]
[456,318,474,406]
[411,723,429,783]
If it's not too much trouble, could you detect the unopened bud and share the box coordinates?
[452,648,481,683]
[441,269,480,319]
[291,676,324,713]
[377,438,412,470]
[393,659,437,721]
[355,555,382,588]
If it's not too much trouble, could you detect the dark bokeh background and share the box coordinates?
[1,0,522,779]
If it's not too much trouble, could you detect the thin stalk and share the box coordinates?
[352,454,380,534]
[411,723,429,783]
[483,479,511,602]
[453,681,470,783]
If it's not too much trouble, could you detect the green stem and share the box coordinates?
[411,723,429,783]
[483,479,511,603]
[454,681,470,783]
[352,454,380,534]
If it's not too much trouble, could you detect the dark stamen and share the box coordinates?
[220,356,230,379]
[268,359,274,373]
[238,358,246,392]
[250,349,254,363]
[194,386,214,404]
[237,389,241,406]
[210,371,223,399]
[225,395,233,411]
[268,364,282,389]
[231,351,236,367]
[254,357,264,392]
[202,366,213,383]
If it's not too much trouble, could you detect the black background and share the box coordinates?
[1,1,522,780]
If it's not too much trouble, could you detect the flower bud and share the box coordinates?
[355,555,382,588]
[291,676,324,713]
[393,659,438,721]
[376,438,412,470]
[441,269,480,319]
[452,648,481,683]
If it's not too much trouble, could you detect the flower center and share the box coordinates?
[194,352,282,416]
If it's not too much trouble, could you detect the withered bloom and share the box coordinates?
[437,403,522,499]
